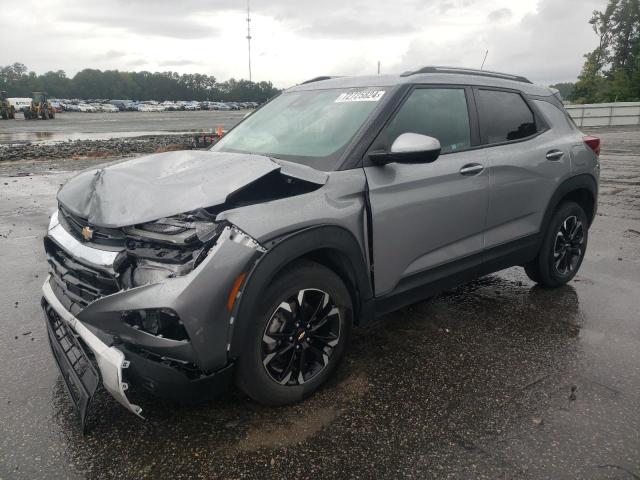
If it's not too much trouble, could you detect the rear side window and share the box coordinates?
[380,88,471,154]
[476,89,537,144]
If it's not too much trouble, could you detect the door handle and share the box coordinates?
[546,150,564,161]
[459,163,484,175]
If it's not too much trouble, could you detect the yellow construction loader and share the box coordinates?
[23,91,55,120]
[1,91,16,120]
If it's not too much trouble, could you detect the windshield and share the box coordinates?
[212,87,388,170]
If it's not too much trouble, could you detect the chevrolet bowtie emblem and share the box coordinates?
[82,226,94,241]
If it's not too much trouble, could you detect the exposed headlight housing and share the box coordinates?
[121,210,223,288]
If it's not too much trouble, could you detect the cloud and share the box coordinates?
[92,50,126,61]
[487,8,512,21]
[158,59,198,67]
[3,0,606,86]
[300,18,417,38]
[58,0,218,39]
[394,0,602,85]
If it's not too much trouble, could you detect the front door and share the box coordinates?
[364,86,489,296]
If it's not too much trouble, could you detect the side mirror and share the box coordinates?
[369,133,441,165]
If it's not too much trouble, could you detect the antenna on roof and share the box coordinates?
[480,50,488,70]
[246,0,252,81]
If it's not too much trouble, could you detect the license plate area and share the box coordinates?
[44,301,100,432]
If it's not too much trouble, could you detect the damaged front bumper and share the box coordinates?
[43,208,264,426]
[43,277,142,429]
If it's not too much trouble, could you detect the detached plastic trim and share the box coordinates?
[42,276,143,418]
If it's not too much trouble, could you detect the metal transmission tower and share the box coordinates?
[246,0,252,81]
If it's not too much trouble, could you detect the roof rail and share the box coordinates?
[400,66,532,84]
[300,76,340,85]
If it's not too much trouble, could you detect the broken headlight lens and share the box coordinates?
[122,210,222,288]
[124,210,219,246]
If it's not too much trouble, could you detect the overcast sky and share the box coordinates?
[1,0,604,88]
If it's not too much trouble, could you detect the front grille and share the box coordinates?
[58,206,126,246]
[45,237,120,313]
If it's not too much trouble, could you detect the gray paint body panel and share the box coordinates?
[364,150,489,295]
[78,228,261,372]
[483,130,572,248]
[57,150,280,227]
[218,169,368,251]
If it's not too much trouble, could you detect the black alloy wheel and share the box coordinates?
[262,288,341,386]
[553,215,584,275]
[524,201,589,288]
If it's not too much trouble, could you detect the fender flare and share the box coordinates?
[228,224,373,359]
[541,173,598,232]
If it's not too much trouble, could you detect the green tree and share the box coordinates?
[0,64,281,102]
[573,0,640,103]
[549,82,575,100]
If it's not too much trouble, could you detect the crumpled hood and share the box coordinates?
[57,150,281,227]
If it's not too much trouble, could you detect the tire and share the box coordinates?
[1,111,6,120]
[42,109,49,120]
[236,260,353,405]
[524,201,588,288]
[50,110,55,119]
[9,107,15,119]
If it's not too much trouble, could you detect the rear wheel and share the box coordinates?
[236,260,352,405]
[524,201,588,288]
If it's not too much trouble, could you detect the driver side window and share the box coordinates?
[379,88,471,154]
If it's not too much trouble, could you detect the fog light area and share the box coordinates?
[121,308,188,341]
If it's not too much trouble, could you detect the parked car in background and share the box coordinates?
[8,97,32,112]
[213,102,232,111]
[101,103,119,113]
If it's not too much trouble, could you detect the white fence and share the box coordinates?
[565,102,640,127]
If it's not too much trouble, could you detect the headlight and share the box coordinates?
[121,210,223,288]
[124,210,219,246]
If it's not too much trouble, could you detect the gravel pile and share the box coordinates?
[0,134,218,162]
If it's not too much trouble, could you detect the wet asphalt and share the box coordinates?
[0,127,639,479]
[0,111,248,145]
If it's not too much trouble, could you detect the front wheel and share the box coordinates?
[525,201,588,288]
[236,260,352,405]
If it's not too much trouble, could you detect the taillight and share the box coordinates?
[583,136,601,157]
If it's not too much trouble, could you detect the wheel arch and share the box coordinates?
[542,174,597,232]
[228,225,374,360]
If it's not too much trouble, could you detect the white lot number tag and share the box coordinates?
[335,90,385,103]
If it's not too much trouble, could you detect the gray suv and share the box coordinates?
[42,66,600,428]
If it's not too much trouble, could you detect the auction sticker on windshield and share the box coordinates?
[335,89,385,103]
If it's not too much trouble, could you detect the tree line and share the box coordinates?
[0,63,281,102]
[551,0,639,103]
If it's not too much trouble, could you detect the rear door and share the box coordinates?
[364,86,489,296]
[475,88,571,248]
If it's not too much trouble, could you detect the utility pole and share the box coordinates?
[377,61,380,75]
[246,0,252,82]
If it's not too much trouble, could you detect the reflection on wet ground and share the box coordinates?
[0,126,639,479]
